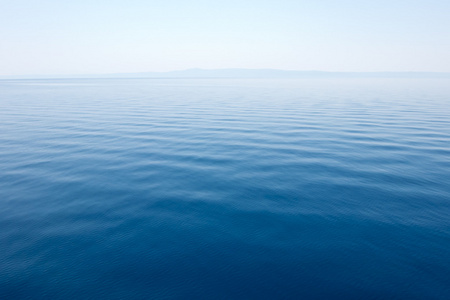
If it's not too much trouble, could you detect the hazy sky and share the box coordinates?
[1,0,449,75]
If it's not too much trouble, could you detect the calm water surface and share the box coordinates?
[1,78,449,299]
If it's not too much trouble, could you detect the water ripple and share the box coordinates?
[1,78,450,299]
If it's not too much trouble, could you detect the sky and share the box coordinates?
[1,0,449,75]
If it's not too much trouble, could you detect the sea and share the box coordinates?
[1,78,449,299]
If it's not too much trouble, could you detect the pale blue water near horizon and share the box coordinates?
[1,78,449,299]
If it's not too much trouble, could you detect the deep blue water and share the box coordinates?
[1,78,449,299]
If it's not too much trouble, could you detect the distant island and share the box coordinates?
[2,68,450,79]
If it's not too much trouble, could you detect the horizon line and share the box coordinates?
[2,68,450,80]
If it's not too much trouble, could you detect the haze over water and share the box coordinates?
[1,78,450,299]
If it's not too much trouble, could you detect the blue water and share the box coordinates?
[1,78,449,299]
